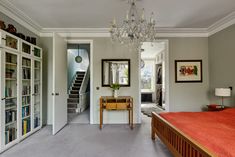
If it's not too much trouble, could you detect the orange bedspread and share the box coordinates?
[159,108,235,157]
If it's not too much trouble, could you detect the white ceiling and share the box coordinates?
[6,0,235,29]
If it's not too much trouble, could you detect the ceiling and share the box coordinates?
[6,0,235,29]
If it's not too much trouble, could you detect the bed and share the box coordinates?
[151,108,235,157]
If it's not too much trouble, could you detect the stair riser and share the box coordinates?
[69,95,79,98]
[73,84,81,87]
[72,87,80,90]
[68,103,78,108]
[70,91,79,94]
[68,108,77,113]
[68,99,79,103]
[75,80,83,83]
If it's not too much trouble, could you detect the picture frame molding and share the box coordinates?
[175,59,202,83]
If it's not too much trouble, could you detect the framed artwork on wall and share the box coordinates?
[175,60,202,83]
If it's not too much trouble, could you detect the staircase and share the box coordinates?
[67,71,85,113]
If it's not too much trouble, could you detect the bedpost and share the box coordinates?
[151,112,156,140]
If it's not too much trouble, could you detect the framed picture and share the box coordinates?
[175,60,202,83]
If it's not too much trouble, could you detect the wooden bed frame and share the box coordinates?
[151,112,218,157]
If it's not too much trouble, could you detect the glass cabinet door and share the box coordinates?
[5,52,18,145]
[22,42,31,55]
[33,61,41,128]
[4,34,19,51]
[33,47,41,58]
[21,57,31,135]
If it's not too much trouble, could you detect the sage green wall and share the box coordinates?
[167,37,210,111]
[39,37,53,125]
[209,24,235,107]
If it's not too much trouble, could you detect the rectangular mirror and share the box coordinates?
[102,59,130,87]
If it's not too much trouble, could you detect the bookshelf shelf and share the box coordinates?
[22,115,31,120]
[5,62,17,66]
[22,66,31,69]
[22,94,30,97]
[6,78,17,81]
[5,105,17,110]
[5,121,17,127]
[22,104,30,107]
[0,29,43,152]
[6,97,17,100]
[22,79,31,81]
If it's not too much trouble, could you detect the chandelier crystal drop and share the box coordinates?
[109,0,157,46]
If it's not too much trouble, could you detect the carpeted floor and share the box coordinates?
[68,108,90,124]
[141,103,165,117]
[1,114,172,157]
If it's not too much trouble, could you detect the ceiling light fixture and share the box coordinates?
[75,45,82,63]
[109,0,157,48]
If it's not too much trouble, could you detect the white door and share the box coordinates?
[52,33,67,135]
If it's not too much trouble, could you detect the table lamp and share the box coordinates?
[215,88,231,107]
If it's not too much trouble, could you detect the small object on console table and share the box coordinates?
[207,104,228,111]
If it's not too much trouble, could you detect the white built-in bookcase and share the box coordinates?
[0,30,42,152]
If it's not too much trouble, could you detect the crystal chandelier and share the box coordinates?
[109,0,157,46]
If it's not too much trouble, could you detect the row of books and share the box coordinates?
[22,85,30,95]
[22,106,30,118]
[5,87,13,97]
[34,116,40,128]
[22,96,30,106]
[22,68,31,79]
[6,68,17,79]
[22,43,31,54]
[5,127,16,144]
[6,99,16,105]
[22,58,31,67]
[5,110,17,124]
[22,119,31,135]
[6,53,17,64]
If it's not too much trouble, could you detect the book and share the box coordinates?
[23,120,27,135]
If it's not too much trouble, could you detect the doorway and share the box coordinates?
[140,41,169,117]
[67,43,91,124]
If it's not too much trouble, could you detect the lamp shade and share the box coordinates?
[215,88,231,97]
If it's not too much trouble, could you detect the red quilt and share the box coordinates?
[159,108,235,157]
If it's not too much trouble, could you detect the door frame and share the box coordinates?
[138,40,170,122]
[67,39,94,124]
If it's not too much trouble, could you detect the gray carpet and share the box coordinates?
[1,114,172,157]
[68,108,90,124]
[141,103,165,117]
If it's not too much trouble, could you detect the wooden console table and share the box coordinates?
[99,96,133,130]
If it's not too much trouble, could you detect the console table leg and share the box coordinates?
[100,108,103,129]
[131,107,133,129]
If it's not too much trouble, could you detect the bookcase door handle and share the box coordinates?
[2,38,6,40]
[52,93,59,96]
[1,98,6,100]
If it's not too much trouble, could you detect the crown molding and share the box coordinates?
[0,0,42,36]
[40,28,110,37]
[208,11,235,36]
[1,1,235,38]
[156,27,209,37]
[40,27,209,37]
